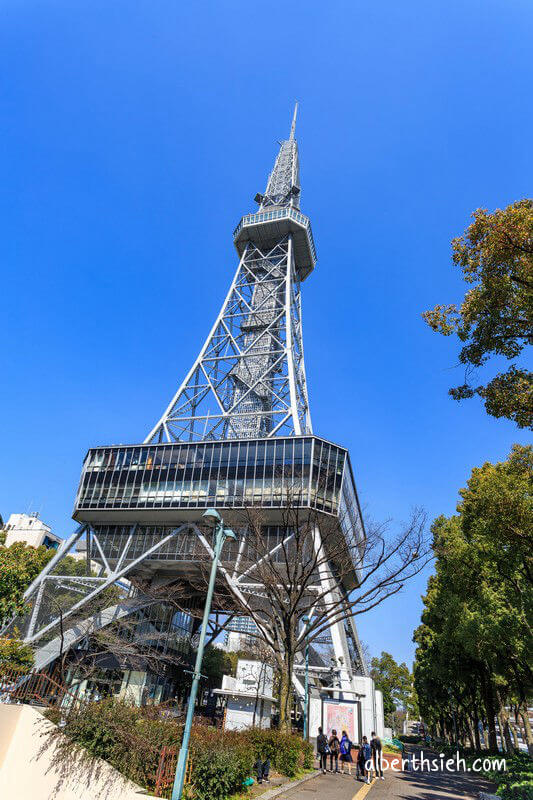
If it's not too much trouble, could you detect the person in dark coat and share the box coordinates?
[371,731,384,779]
[316,727,329,774]
[359,736,372,783]
[328,729,340,773]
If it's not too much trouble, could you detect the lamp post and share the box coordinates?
[171,509,236,800]
[302,615,310,741]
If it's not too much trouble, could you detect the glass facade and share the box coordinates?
[75,436,354,516]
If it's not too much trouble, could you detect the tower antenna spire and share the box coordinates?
[290,102,298,140]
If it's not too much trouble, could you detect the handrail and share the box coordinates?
[0,668,84,715]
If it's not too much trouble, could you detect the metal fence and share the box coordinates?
[0,668,83,713]
[154,746,192,798]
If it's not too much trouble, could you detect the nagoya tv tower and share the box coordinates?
[11,106,373,719]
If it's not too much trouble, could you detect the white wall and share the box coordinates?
[374,689,385,738]
[225,697,273,730]
[235,659,273,696]
[309,697,322,738]
[352,675,385,739]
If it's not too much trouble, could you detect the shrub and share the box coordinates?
[240,728,312,777]
[45,697,181,791]
[0,635,34,675]
[490,752,533,800]
[190,729,254,800]
[301,739,314,770]
[46,697,315,797]
[273,734,302,777]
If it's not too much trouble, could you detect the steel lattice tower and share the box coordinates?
[145,106,312,444]
[5,107,370,706]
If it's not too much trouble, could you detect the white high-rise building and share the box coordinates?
[2,513,61,550]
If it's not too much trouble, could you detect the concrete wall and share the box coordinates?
[352,675,385,739]
[375,690,385,738]
[0,704,149,800]
[225,697,273,730]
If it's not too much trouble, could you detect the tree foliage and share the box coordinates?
[0,634,34,675]
[423,199,533,429]
[0,541,54,625]
[413,445,533,753]
[370,651,414,719]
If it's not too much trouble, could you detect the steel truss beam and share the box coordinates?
[16,523,202,657]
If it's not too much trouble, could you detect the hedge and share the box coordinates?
[486,753,533,800]
[46,698,314,799]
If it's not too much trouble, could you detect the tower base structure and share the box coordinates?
[7,435,373,710]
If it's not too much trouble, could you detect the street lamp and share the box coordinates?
[171,509,236,800]
[302,615,310,741]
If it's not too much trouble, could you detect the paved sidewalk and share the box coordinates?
[278,749,497,800]
[365,766,496,800]
[276,770,363,800]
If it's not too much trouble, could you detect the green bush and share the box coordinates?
[189,729,254,800]
[274,735,302,777]
[497,780,533,800]
[489,752,533,800]
[46,697,181,791]
[301,739,314,770]
[240,728,312,777]
[46,697,315,797]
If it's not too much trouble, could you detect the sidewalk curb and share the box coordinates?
[256,770,321,799]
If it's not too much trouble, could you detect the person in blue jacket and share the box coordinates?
[339,730,353,775]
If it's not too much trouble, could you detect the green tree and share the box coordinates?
[413,445,533,753]
[0,542,54,625]
[423,199,533,429]
[370,651,414,721]
[199,644,232,693]
[0,634,34,676]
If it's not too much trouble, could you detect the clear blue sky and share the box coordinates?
[1,1,531,667]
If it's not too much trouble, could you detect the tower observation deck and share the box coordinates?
[6,106,369,692]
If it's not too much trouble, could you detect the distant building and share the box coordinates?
[3,513,61,550]
[224,617,259,652]
[214,658,276,730]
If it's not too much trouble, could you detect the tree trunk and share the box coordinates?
[518,703,533,757]
[497,693,515,754]
[464,716,475,750]
[278,656,293,733]
[509,721,519,750]
[481,676,498,751]
[472,707,481,751]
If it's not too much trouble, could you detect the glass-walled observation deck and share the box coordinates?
[73,435,365,591]
[75,436,361,526]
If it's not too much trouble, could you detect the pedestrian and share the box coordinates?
[328,729,340,773]
[255,754,270,784]
[371,731,384,780]
[360,735,372,783]
[316,726,329,774]
[339,729,353,775]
